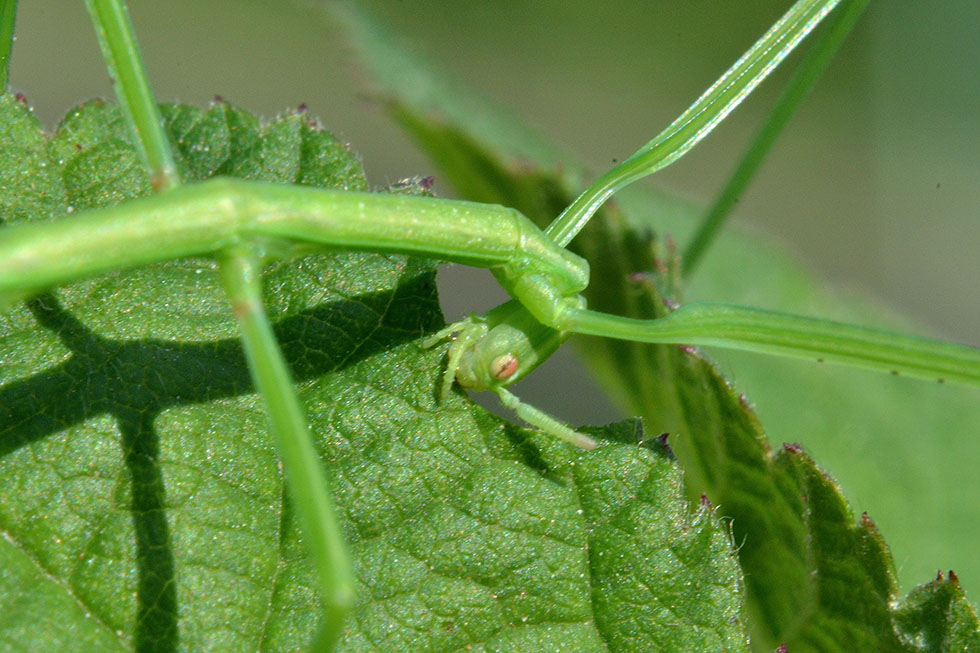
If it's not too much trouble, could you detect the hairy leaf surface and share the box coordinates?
[0,94,745,650]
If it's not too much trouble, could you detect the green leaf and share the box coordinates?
[331,3,980,649]
[0,95,746,649]
[894,571,980,651]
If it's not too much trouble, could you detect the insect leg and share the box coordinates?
[496,387,597,450]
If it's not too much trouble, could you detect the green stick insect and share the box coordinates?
[1,0,978,649]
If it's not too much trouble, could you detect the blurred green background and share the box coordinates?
[10,0,979,588]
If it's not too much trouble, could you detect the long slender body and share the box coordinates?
[2,176,978,392]
[0,178,588,317]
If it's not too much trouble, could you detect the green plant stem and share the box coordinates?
[565,303,980,386]
[545,0,841,248]
[0,0,16,89]
[682,0,870,279]
[84,0,178,191]
[218,248,353,651]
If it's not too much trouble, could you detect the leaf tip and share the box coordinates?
[651,431,675,460]
[782,442,803,454]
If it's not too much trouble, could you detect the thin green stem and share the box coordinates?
[0,0,17,89]
[565,303,980,387]
[682,0,870,279]
[218,248,353,650]
[545,0,841,248]
[84,0,179,191]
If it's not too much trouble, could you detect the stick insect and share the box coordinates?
[1,0,978,649]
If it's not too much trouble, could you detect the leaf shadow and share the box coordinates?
[0,270,436,650]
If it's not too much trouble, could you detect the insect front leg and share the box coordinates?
[421,314,490,400]
[424,299,597,449]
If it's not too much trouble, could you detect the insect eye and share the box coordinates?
[489,354,519,381]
